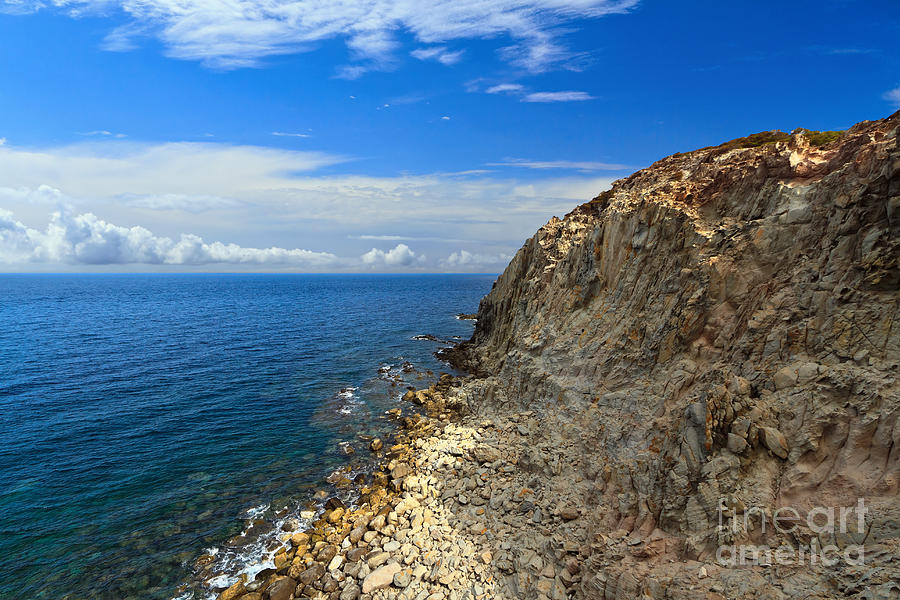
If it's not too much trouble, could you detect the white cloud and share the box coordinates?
[0,140,347,199]
[441,116,450,121]
[488,158,628,171]
[361,243,422,267]
[335,64,373,80]
[272,131,310,138]
[411,46,464,65]
[442,249,513,268]
[884,87,900,107]
[0,208,339,266]
[0,138,619,271]
[4,0,638,71]
[482,84,595,103]
[0,137,6,146]
[522,90,595,102]
[485,83,525,95]
[81,130,127,138]
[351,234,471,243]
[0,184,65,204]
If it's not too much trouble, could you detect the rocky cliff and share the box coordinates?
[446,112,900,598]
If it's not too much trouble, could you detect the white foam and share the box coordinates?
[243,504,269,519]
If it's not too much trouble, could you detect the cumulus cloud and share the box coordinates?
[442,249,513,268]
[522,91,595,102]
[884,87,900,107]
[360,243,422,267]
[0,208,339,266]
[3,0,638,71]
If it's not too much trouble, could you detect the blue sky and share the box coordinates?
[0,0,898,272]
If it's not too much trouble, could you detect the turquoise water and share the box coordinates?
[0,274,493,599]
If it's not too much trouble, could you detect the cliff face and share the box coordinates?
[453,113,900,598]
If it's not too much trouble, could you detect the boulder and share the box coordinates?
[217,581,245,600]
[264,576,296,600]
[362,562,402,594]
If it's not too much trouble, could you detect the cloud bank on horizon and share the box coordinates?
[0,139,613,271]
[0,206,513,270]
[0,207,340,266]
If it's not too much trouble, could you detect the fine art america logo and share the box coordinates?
[716,498,868,566]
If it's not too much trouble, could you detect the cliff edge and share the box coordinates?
[446,112,900,598]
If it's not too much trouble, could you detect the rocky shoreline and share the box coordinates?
[205,371,609,600]
[203,376,495,600]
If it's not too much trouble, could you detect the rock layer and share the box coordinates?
[446,112,900,598]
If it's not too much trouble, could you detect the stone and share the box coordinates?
[361,562,402,594]
[346,547,367,563]
[726,433,748,454]
[559,507,580,521]
[264,576,296,600]
[773,366,798,390]
[367,551,390,569]
[317,545,338,564]
[328,553,344,572]
[339,583,361,600]
[391,463,411,479]
[759,426,789,459]
[370,438,384,452]
[393,570,412,588]
[350,526,367,544]
[325,507,344,524]
[217,581,245,600]
[298,563,325,586]
[473,445,501,463]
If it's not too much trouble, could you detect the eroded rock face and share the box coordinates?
[449,112,900,597]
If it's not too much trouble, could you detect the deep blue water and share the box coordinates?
[0,274,493,600]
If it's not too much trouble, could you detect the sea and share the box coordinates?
[0,273,495,599]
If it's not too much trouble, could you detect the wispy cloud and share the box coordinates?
[488,158,628,171]
[81,130,127,138]
[522,91,595,103]
[825,47,874,56]
[480,83,595,103]
[884,87,900,108]
[411,46,464,66]
[485,83,525,95]
[350,234,471,243]
[272,131,311,138]
[5,0,638,71]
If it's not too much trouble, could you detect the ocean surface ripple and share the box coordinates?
[0,274,493,599]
